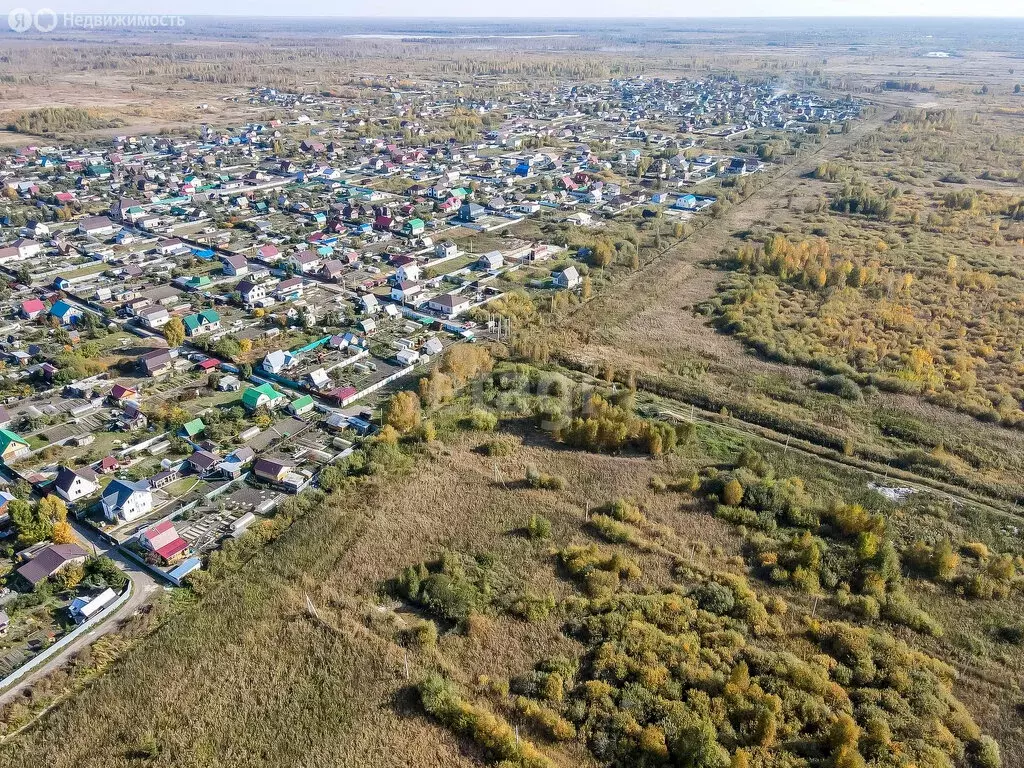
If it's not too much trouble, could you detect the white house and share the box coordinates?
[101,478,153,523]
[391,281,422,304]
[52,466,99,504]
[78,216,116,237]
[554,266,581,289]
[478,251,503,270]
[428,292,473,318]
[435,241,458,259]
[395,262,421,283]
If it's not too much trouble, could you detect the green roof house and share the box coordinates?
[186,275,212,290]
[289,394,315,416]
[181,418,205,439]
[242,383,286,412]
[183,310,221,337]
[0,429,30,463]
[403,218,425,236]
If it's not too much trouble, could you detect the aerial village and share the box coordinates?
[0,75,858,677]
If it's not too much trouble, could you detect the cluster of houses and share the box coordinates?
[0,73,862,675]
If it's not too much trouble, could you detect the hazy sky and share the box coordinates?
[11,1,1024,17]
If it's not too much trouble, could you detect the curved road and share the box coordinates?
[0,521,162,708]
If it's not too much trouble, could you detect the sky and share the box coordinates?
[5,1,1023,18]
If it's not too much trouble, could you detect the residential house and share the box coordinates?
[252,457,294,485]
[0,430,30,463]
[391,281,422,304]
[52,466,99,504]
[459,202,485,222]
[435,241,458,259]
[262,349,298,374]
[20,298,45,319]
[101,478,153,523]
[242,383,286,412]
[478,251,503,270]
[257,244,281,262]
[49,300,83,326]
[319,259,346,281]
[236,279,268,306]
[220,446,255,479]
[288,250,322,274]
[183,310,221,337]
[140,520,189,564]
[274,277,304,301]
[16,543,88,589]
[394,259,421,283]
[360,294,379,315]
[554,266,581,289]
[428,293,473,318]
[187,449,221,474]
[140,349,174,377]
[289,394,316,416]
[403,218,425,237]
[138,305,170,328]
[78,216,116,237]
[221,253,250,276]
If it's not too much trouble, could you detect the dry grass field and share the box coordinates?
[2,410,1022,766]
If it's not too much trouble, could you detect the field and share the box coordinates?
[0,380,1021,765]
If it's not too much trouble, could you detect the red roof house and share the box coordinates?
[140,520,189,563]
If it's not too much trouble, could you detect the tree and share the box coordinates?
[419,370,455,407]
[164,316,186,347]
[439,346,493,387]
[38,495,68,527]
[53,562,84,591]
[385,391,422,434]
[51,520,76,544]
[931,539,960,581]
[722,478,744,506]
[592,239,615,268]
[10,499,46,546]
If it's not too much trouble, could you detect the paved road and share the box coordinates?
[0,520,162,707]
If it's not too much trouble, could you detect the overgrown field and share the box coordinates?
[704,110,1024,426]
[3,377,1023,766]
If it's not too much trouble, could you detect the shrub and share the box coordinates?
[818,374,862,400]
[692,581,735,615]
[510,592,556,622]
[403,620,438,650]
[722,478,744,506]
[589,514,633,544]
[466,408,499,431]
[609,499,644,524]
[526,514,552,540]
[484,435,519,456]
[584,569,619,598]
[526,464,565,491]
[971,736,1002,768]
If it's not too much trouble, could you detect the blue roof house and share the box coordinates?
[49,300,82,326]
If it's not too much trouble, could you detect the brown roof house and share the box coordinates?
[17,543,88,589]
